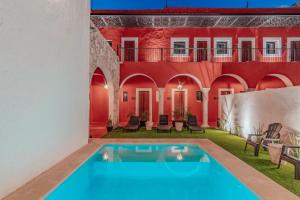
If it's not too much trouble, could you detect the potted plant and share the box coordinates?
[141,111,153,130]
[173,107,184,132]
[106,116,113,133]
[140,111,148,127]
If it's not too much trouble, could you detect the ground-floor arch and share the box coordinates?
[164,75,203,125]
[209,74,248,126]
[256,74,294,90]
[89,68,109,137]
[119,74,158,126]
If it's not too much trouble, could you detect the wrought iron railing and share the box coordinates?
[117,47,300,63]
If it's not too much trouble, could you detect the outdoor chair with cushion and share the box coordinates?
[278,145,300,180]
[157,115,172,133]
[123,116,140,132]
[187,115,205,133]
[244,123,282,156]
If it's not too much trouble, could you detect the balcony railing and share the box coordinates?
[117,47,300,63]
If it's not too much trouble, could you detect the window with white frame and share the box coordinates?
[171,38,189,56]
[263,37,282,57]
[214,38,232,57]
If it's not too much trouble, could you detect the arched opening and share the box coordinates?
[209,74,248,127]
[256,74,293,91]
[164,75,203,125]
[119,74,158,127]
[89,68,109,138]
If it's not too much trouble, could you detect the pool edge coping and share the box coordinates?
[3,138,299,200]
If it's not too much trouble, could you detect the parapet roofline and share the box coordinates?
[91,8,300,16]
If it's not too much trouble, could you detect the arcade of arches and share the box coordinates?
[89,69,294,137]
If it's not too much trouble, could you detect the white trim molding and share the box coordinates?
[218,88,234,119]
[171,88,188,120]
[263,37,282,57]
[238,37,256,62]
[171,37,189,57]
[194,37,211,62]
[135,88,153,122]
[287,37,300,62]
[214,37,232,57]
[121,37,138,62]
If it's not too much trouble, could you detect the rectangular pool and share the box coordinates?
[45,144,260,200]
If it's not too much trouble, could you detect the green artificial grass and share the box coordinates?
[104,128,300,197]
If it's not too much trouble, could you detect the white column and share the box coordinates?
[201,88,210,128]
[158,88,165,115]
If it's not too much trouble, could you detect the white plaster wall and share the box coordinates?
[0,0,90,198]
[221,86,300,140]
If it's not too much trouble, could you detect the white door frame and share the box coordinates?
[238,37,256,62]
[136,88,152,122]
[194,37,211,62]
[287,37,300,62]
[121,37,138,63]
[171,88,188,120]
[218,88,234,119]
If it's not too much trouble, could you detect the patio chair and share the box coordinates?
[187,115,205,133]
[278,145,300,180]
[157,115,172,133]
[123,116,140,132]
[244,123,282,156]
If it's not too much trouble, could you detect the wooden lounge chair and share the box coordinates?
[187,115,205,133]
[123,116,140,132]
[157,115,172,133]
[278,145,300,180]
[244,123,282,156]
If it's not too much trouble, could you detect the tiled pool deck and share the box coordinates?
[3,139,299,200]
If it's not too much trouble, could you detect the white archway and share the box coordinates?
[120,73,158,88]
[166,73,203,89]
[266,74,294,87]
[214,74,249,91]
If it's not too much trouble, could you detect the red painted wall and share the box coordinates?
[164,76,203,124]
[100,27,300,56]
[98,26,300,125]
[90,69,109,128]
[119,75,158,126]
[120,62,222,88]
[256,76,286,90]
[208,76,245,126]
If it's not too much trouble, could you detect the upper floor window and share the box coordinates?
[171,38,189,57]
[214,37,232,57]
[263,37,281,57]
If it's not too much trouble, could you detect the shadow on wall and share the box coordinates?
[220,86,300,139]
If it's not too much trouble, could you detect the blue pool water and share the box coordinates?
[45,144,260,200]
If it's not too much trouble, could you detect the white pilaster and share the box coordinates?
[158,88,165,115]
[202,88,210,128]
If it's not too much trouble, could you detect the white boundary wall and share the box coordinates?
[221,86,300,141]
[0,0,90,198]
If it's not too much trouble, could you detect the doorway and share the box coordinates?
[218,88,234,119]
[291,41,300,61]
[136,88,152,122]
[172,89,188,120]
[241,41,252,62]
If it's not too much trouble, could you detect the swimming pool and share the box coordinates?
[45,144,260,200]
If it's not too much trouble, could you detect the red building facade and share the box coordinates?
[90,8,300,134]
